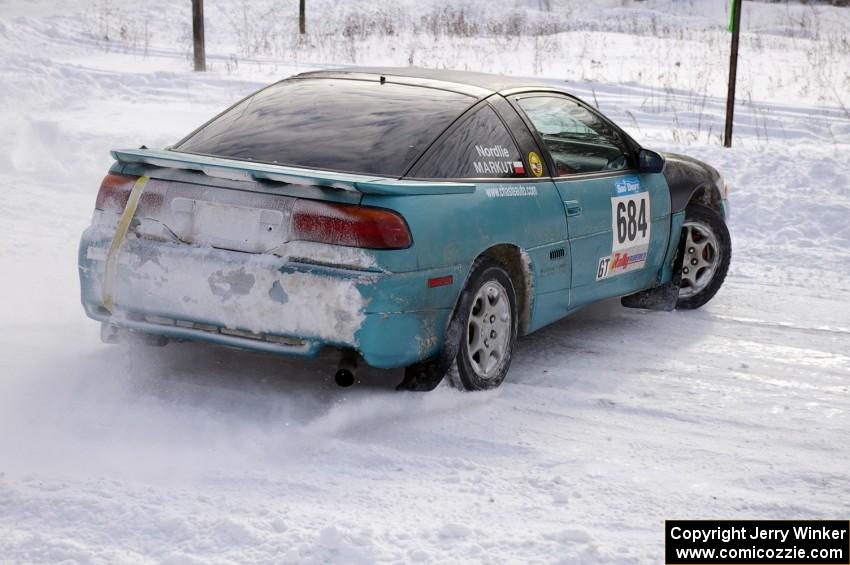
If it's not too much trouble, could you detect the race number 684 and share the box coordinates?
[611,192,650,250]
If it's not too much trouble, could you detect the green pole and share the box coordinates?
[728,0,735,32]
[724,0,742,147]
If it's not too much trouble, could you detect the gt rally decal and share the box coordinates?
[528,152,543,177]
[597,251,648,280]
[596,176,651,281]
[473,144,524,176]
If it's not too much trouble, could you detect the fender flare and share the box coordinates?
[661,152,724,216]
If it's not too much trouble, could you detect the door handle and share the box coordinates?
[564,200,582,217]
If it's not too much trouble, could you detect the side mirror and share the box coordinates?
[638,149,665,173]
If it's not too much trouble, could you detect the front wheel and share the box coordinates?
[676,204,731,310]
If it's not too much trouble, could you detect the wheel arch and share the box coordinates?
[685,183,724,217]
[475,243,534,336]
[662,152,724,216]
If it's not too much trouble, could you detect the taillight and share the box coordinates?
[95,173,138,211]
[290,200,412,249]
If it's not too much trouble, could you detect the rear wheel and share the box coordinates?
[676,204,731,310]
[450,258,518,391]
[397,257,518,392]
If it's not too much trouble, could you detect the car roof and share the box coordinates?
[291,67,559,99]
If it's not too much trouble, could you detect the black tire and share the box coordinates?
[676,204,731,310]
[397,257,518,392]
[449,257,518,391]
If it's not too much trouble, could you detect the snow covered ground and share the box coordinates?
[0,0,848,563]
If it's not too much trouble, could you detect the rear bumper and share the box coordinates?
[79,227,458,368]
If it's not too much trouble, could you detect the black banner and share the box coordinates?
[666,520,849,564]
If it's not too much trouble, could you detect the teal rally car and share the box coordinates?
[78,68,731,391]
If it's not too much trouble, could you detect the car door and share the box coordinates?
[511,93,671,309]
[405,98,573,330]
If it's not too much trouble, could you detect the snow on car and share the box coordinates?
[4,1,850,562]
[79,67,731,391]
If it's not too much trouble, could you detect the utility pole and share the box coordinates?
[192,0,206,71]
[724,0,742,147]
[299,0,306,35]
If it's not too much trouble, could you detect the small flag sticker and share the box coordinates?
[513,161,525,174]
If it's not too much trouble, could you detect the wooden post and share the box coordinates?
[723,0,742,147]
[299,0,306,35]
[192,0,206,71]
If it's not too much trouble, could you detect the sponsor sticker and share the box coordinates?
[529,152,543,177]
[475,144,511,159]
[596,250,649,280]
[615,175,641,195]
[472,144,525,177]
[484,184,538,198]
[473,160,516,175]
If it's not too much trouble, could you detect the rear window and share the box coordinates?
[409,105,524,179]
[174,79,473,177]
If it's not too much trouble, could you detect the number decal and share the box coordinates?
[638,198,648,239]
[597,179,652,281]
[616,197,648,247]
[611,192,650,251]
[616,202,627,244]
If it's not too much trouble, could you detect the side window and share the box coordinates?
[410,105,526,179]
[517,96,632,176]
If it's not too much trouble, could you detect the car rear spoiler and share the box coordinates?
[111,148,476,196]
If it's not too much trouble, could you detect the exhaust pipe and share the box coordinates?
[334,350,358,387]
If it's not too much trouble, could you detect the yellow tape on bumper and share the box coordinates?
[102,175,150,313]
